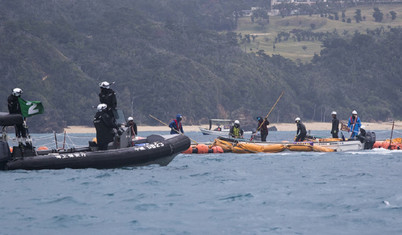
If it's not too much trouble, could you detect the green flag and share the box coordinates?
[18,98,44,117]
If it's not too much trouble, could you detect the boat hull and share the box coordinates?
[4,134,190,170]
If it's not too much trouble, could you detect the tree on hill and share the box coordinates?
[373,8,383,22]
[354,9,362,23]
[390,11,397,20]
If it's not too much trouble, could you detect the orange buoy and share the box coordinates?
[373,141,383,148]
[196,144,209,154]
[37,146,49,151]
[182,146,193,154]
[381,141,390,149]
[211,146,224,153]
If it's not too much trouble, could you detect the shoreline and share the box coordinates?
[64,121,402,133]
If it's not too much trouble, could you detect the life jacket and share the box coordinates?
[174,120,182,132]
[233,126,240,137]
[349,116,357,124]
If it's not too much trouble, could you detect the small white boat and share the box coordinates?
[314,140,364,152]
[199,119,252,136]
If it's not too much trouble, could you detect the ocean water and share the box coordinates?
[1,130,402,234]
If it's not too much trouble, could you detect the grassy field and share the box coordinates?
[235,4,402,62]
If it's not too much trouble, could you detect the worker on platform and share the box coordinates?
[295,117,307,142]
[7,88,28,143]
[348,110,361,139]
[169,114,184,134]
[230,120,244,139]
[256,116,270,142]
[93,103,119,150]
[330,111,339,138]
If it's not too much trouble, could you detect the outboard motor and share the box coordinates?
[0,140,11,170]
[364,132,376,149]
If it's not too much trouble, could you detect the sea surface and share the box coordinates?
[1,129,402,235]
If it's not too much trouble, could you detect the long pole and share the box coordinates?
[149,114,199,145]
[389,121,395,150]
[251,91,284,141]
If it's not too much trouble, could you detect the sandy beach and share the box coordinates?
[64,121,402,133]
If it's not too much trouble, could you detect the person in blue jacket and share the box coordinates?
[348,110,361,139]
[169,114,184,134]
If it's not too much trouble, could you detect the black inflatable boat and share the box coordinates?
[0,113,190,170]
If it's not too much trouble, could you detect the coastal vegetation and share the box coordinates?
[0,0,401,132]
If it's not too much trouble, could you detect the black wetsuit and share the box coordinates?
[331,117,339,138]
[296,122,307,142]
[7,94,26,138]
[99,88,117,119]
[258,119,270,142]
[93,111,118,150]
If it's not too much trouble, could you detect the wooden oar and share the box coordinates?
[149,114,199,145]
[251,91,284,141]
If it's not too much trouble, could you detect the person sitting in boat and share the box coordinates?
[295,117,307,142]
[169,114,184,134]
[229,120,244,139]
[330,111,339,138]
[125,116,137,137]
[348,110,361,139]
[98,81,117,120]
[93,103,119,150]
[7,88,28,144]
[256,116,270,142]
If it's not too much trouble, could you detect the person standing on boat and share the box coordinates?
[256,116,270,142]
[125,116,137,137]
[330,111,339,138]
[169,114,184,134]
[230,120,244,139]
[7,88,27,143]
[295,117,307,142]
[99,81,117,120]
[93,103,119,150]
[348,110,361,139]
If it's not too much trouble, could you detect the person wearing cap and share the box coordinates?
[330,111,339,138]
[125,116,137,137]
[98,81,117,119]
[169,114,184,134]
[7,88,27,142]
[256,116,270,142]
[230,120,244,139]
[93,103,119,150]
[348,110,361,139]
[295,117,307,142]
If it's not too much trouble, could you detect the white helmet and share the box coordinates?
[97,103,107,112]
[352,110,357,115]
[99,81,110,89]
[234,120,240,125]
[360,125,365,129]
[127,116,134,121]
[295,117,301,122]
[331,111,337,115]
[12,88,23,97]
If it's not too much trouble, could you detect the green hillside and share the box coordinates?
[236,4,402,62]
[0,0,401,132]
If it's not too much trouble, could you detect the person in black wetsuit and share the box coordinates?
[295,117,307,142]
[7,88,27,142]
[98,81,117,120]
[93,103,119,150]
[256,116,270,142]
[330,111,339,138]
